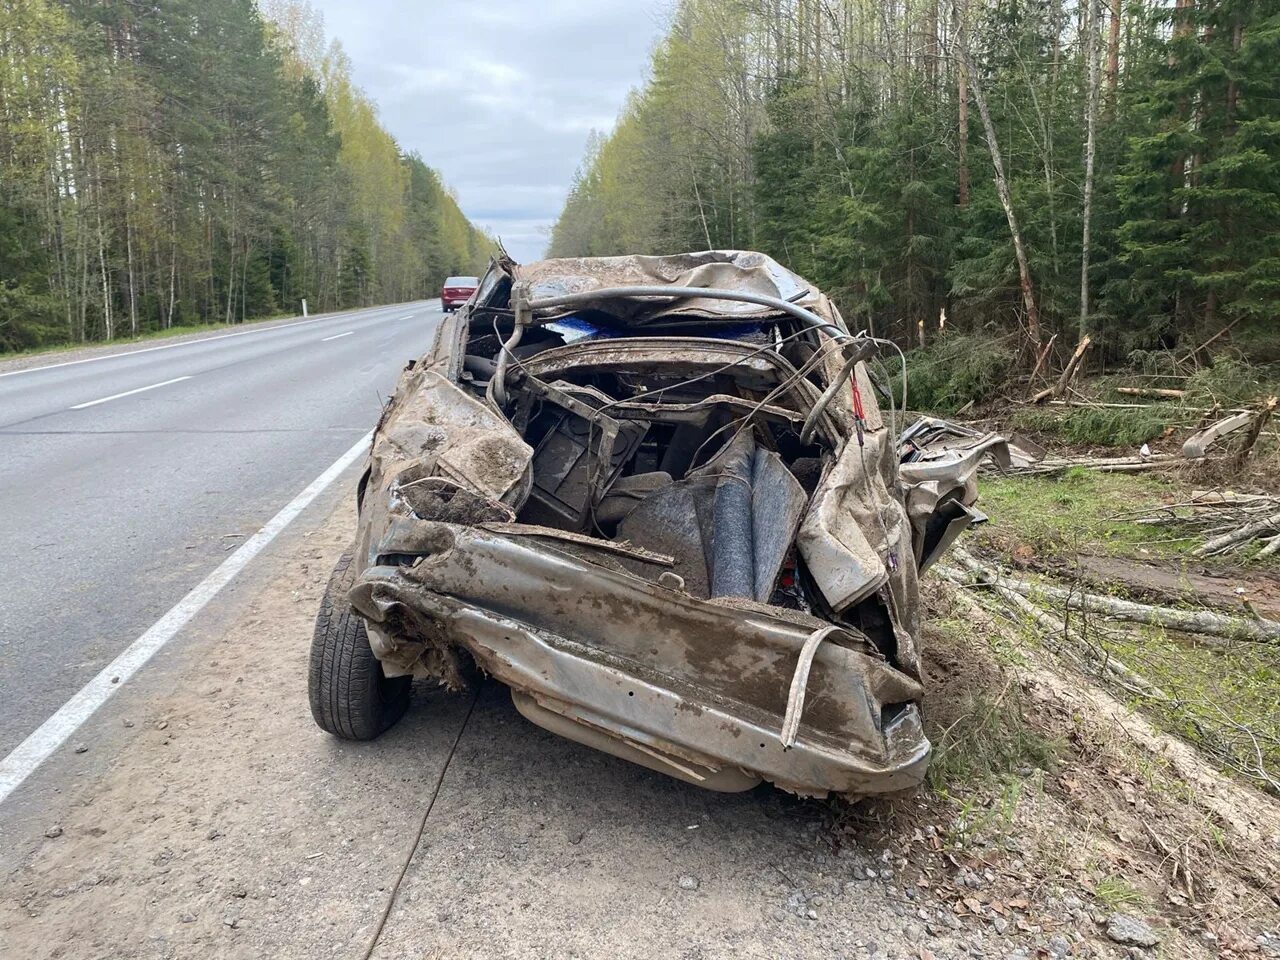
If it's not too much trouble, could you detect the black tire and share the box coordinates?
[309,550,411,740]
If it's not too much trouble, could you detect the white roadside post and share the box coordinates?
[301,298,309,317]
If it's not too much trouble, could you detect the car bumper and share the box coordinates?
[348,520,930,797]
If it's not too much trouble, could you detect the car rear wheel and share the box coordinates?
[308,548,411,740]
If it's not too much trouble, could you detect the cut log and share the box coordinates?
[1009,453,1180,475]
[1115,387,1187,399]
[1190,490,1278,506]
[952,548,1280,644]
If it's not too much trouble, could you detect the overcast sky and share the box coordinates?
[307,1,668,262]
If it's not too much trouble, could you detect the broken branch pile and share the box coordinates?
[1111,492,1280,557]
[1005,453,1180,476]
[946,547,1280,644]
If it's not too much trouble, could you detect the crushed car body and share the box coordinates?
[317,250,1004,797]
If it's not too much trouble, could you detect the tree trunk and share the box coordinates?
[94,187,113,342]
[1226,18,1243,132]
[126,208,138,337]
[956,39,1041,344]
[1106,0,1121,97]
[957,64,970,206]
[925,0,939,87]
[953,549,1280,645]
[1081,0,1100,338]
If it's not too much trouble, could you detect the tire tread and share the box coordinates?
[308,548,410,740]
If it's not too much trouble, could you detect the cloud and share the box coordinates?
[308,0,667,261]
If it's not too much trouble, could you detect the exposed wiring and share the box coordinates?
[798,341,877,446]
[687,338,847,469]
[359,686,481,960]
[870,336,908,423]
[870,357,899,441]
[588,324,821,420]
[489,317,820,419]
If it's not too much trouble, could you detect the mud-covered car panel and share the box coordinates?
[351,521,927,795]
[342,251,1002,797]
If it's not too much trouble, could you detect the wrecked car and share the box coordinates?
[308,251,1001,797]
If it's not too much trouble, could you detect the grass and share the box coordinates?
[927,688,1059,790]
[972,467,1195,562]
[971,469,1280,793]
[1096,622,1280,793]
[925,607,1061,794]
[1092,874,1148,911]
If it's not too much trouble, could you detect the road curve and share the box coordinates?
[0,302,440,756]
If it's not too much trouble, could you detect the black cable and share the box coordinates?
[359,686,482,960]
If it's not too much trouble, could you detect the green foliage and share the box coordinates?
[550,0,1280,367]
[1116,0,1280,345]
[1183,355,1274,408]
[901,333,1019,413]
[0,0,491,354]
[928,687,1059,790]
[1010,406,1174,447]
[0,280,61,353]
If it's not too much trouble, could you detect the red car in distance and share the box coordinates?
[440,276,479,312]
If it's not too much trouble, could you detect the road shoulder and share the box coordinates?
[7,477,1259,959]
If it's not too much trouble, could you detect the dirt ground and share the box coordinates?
[1,481,1277,959]
[1070,554,1280,620]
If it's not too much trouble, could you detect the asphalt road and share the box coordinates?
[0,302,440,757]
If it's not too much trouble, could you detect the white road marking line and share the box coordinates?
[69,375,192,410]
[0,431,373,806]
[0,303,426,381]
[321,331,354,342]
[399,314,416,320]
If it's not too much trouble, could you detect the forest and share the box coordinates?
[0,0,492,353]
[550,0,1280,392]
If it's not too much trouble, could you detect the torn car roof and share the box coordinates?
[493,250,822,323]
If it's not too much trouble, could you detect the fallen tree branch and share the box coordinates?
[1031,334,1092,404]
[1180,318,1242,365]
[1008,453,1181,475]
[1028,333,1058,386]
[1116,386,1187,399]
[951,548,1280,644]
[1193,510,1280,557]
[942,583,1280,828]
[934,565,1165,696]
